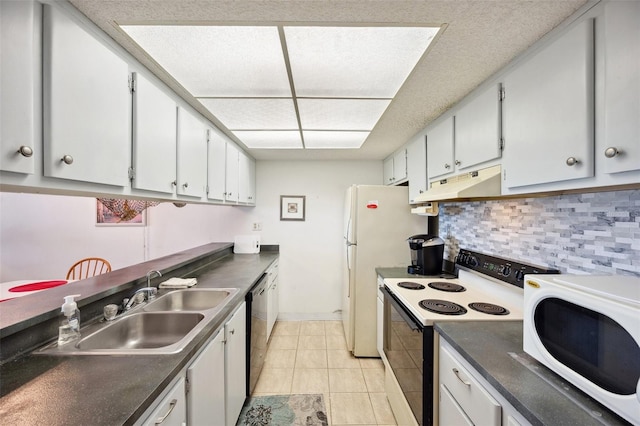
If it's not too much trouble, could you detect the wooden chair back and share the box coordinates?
[66,257,112,280]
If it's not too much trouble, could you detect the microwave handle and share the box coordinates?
[382,286,421,331]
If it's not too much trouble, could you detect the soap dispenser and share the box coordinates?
[58,294,81,345]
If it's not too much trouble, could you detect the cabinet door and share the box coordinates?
[602,1,640,174]
[225,302,247,426]
[207,128,227,201]
[427,116,455,179]
[132,73,176,194]
[238,151,255,204]
[43,5,130,186]
[393,149,407,182]
[503,19,594,188]
[177,107,207,198]
[188,330,225,426]
[407,136,427,203]
[1,0,37,174]
[383,157,394,185]
[225,143,239,203]
[266,269,279,340]
[141,376,186,426]
[455,83,502,170]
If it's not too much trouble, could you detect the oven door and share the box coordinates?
[382,286,433,426]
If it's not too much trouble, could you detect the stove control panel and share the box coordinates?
[456,249,559,288]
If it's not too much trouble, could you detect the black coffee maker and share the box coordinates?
[407,234,445,275]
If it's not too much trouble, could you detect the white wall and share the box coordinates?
[252,160,384,320]
[0,160,386,320]
[0,192,252,281]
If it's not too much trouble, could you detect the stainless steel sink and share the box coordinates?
[37,287,239,355]
[77,312,204,351]
[144,289,233,312]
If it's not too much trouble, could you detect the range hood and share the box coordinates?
[413,165,502,203]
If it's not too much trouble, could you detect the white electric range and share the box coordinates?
[380,249,559,426]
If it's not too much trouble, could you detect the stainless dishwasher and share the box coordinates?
[246,274,268,396]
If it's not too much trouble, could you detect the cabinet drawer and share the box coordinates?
[439,384,473,426]
[439,345,501,426]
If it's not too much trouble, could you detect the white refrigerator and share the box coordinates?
[342,185,427,357]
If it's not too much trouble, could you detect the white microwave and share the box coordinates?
[523,274,640,424]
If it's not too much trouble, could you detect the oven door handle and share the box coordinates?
[382,286,421,331]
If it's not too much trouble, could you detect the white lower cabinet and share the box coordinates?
[225,302,247,426]
[439,343,501,426]
[187,329,225,425]
[140,376,187,426]
[439,339,532,426]
[266,262,279,340]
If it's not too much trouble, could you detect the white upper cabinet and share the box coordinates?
[455,83,502,171]
[43,5,130,186]
[502,19,595,189]
[407,135,428,204]
[207,127,227,202]
[238,151,256,205]
[1,0,38,174]
[177,106,207,198]
[225,142,240,203]
[427,116,455,179]
[132,72,177,194]
[601,1,640,175]
[384,149,408,185]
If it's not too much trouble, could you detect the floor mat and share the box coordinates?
[236,394,328,426]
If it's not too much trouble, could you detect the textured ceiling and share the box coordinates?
[68,0,588,161]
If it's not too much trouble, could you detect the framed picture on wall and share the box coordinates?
[280,195,306,221]
[96,199,147,226]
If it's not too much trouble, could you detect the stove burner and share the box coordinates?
[397,281,426,290]
[419,299,467,315]
[468,302,510,315]
[428,281,466,292]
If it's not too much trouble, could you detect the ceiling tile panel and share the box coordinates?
[232,130,303,149]
[122,25,291,97]
[298,98,391,130]
[198,98,298,130]
[303,131,369,149]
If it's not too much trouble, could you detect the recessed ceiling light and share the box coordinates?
[298,98,391,130]
[232,130,303,149]
[198,98,298,130]
[121,24,440,151]
[303,131,370,149]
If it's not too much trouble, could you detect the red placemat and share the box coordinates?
[9,280,68,292]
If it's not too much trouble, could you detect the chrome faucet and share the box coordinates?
[146,270,162,288]
[124,287,157,310]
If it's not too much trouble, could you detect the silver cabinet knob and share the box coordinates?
[18,146,33,157]
[61,155,74,165]
[566,157,579,166]
[182,182,189,189]
[444,163,451,169]
[604,147,620,158]
[455,160,461,166]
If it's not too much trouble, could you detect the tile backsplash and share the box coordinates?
[439,189,640,276]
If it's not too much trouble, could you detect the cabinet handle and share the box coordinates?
[229,329,235,335]
[171,180,177,186]
[444,163,451,169]
[604,147,620,158]
[155,399,177,424]
[452,368,471,386]
[61,155,74,165]
[17,146,33,157]
[565,157,579,166]
[182,182,189,189]
[455,160,461,166]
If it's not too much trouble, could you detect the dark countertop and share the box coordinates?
[435,321,629,426]
[0,243,278,425]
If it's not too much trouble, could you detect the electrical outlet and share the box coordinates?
[252,222,262,231]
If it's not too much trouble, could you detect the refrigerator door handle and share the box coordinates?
[346,241,356,247]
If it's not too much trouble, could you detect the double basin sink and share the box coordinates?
[38,288,238,355]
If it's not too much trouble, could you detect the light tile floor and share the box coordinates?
[253,320,397,426]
